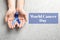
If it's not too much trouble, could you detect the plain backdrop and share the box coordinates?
[0,0,60,40]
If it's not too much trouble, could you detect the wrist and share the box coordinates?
[16,8,26,14]
[17,7,23,10]
[8,8,15,11]
[7,8,16,15]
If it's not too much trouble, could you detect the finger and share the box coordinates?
[16,22,23,28]
[13,22,17,28]
[8,21,14,29]
[13,24,15,29]
[21,19,26,27]
[11,20,17,29]
[5,12,10,22]
[19,19,25,28]
[14,21,19,27]
[11,21,15,29]
[18,17,22,28]
[18,17,24,28]
[16,22,20,27]
[8,18,14,29]
[8,20,12,29]
[24,14,27,22]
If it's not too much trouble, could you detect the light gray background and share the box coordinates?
[0,0,60,40]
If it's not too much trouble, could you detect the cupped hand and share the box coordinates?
[5,9,16,29]
[16,9,27,28]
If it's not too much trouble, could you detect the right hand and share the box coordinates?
[5,9,16,29]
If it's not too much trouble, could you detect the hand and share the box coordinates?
[16,9,27,28]
[5,9,16,29]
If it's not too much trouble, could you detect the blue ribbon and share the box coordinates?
[12,12,20,25]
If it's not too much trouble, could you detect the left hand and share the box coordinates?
[16,9,27,28]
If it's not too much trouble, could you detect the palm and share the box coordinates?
[5,10,16,29]
[16,11,27,28]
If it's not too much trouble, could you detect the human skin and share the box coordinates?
[5,0,27,29]
[5,0,16,29]
[16,0,27,28]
